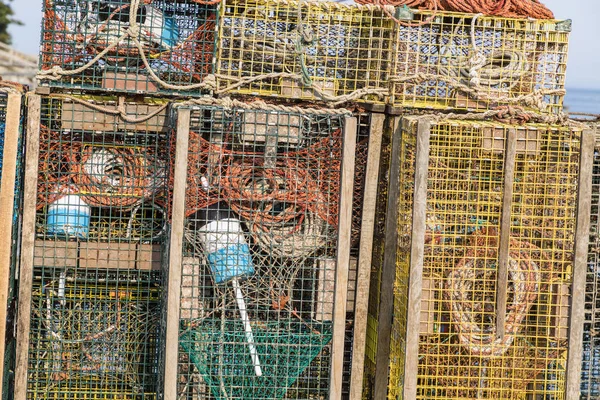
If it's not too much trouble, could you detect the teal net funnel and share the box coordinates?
[180,318,333,399]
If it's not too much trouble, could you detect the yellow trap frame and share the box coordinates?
[364,116,593,399]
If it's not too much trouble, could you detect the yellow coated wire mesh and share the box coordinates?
[369,116,582,399]
[215,0,394,104]
[391,11,570,114]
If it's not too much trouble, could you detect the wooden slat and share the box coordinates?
[565,128,594,398]
[496,128,517,339]
[0,92,22,397]
[328,116,357,400]
[14,94,41,400]
[164,108,191,400]
[373,116,403,399]
[349,113,385,399]
[403,118,431,400]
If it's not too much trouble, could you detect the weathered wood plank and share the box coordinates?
[329,116,357,400]
[164,108,191,400]
[14,94,41,400]
[349,113,385,399]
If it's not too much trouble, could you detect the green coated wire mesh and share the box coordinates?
[39,0,217,97]
[24,95,170,400]
[170,104,355,399]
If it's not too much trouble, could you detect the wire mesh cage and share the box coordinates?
[0,86,25,400]
[22,95,170,400]
[390,11,570,114]
[215,0,394,104]
[365,116,586,399]
[581,130,600,399]
[169,104,355,399]
[39,0,217,97]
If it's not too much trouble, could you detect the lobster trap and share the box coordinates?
[0,85,25,400]
[14,94,171,400]
[163,103,358,400]
[581,130,600,399]
[39,0,217,97]
[364,116,592,399]
[214,0,394,104]
[390,11,570,114]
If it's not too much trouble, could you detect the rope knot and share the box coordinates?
[493,105,530,125]
[126,25,140,39]
[467,52,487,87]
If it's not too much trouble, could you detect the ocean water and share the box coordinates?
[564,88,600,115]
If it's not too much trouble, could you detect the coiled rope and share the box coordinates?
[444,228,542,357]
[73,146,165,208]
[355,0,554,19]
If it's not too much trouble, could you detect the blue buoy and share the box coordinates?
[191,203,254,285]
[46,195,91,238]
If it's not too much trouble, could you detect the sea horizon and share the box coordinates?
[565,87,600,115]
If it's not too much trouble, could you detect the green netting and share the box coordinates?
[180,318,332,400]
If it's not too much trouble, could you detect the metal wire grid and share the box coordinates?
[371,117,581,399]
[40,0,217,97]
[581,137,600,399]
[25,95,170,399]
[171,105,349,399]
[215,0,393,103]
[391,11,570,114]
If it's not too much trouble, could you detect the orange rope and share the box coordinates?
[355,0,554,19]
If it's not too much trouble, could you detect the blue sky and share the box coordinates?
[7,0,600,90]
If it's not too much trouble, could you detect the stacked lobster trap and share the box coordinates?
[163,102,365,400]
[0,83,26,400]
[390,10,570,114]
[581,125,600,399]
[364,116,593,399]
[214,0,394,103]
[39,0,217,96]
[14,95,171,400]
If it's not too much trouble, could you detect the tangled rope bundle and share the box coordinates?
[37,126,82,209]
[248,211,330,258]
[444,228,542,357]
[355,0,554,19]
[169,130,232,217]
[73,146,165,208]
[37,127,166,210]
[221,157,322,226]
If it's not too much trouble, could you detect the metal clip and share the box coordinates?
[394,5,414,21]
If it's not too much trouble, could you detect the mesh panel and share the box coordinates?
[39,0,217,97]
[373,117,581,399]
[215,0,393,103]
[391,12,570,114]
[25,95,169,400]
[581,137,600,399]
[172,105,347,399]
